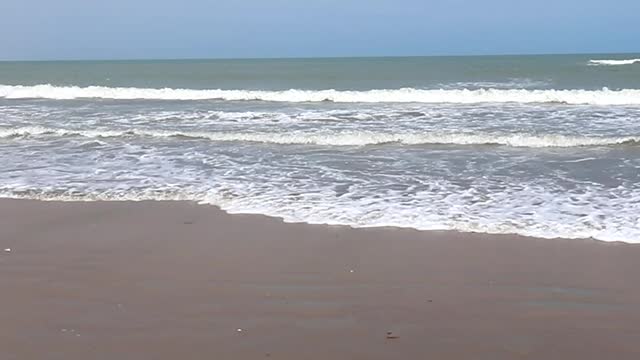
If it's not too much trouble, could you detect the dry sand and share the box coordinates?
[1,199,639,359]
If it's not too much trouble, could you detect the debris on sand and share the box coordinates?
[386,331,399,339]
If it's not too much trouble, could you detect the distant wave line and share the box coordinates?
[2,84,640,105]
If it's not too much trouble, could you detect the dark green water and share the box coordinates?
[1,54,639,90]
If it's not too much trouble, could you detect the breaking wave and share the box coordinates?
[2,126,638,148]
[589,58,640,66]
[3,84,640,105]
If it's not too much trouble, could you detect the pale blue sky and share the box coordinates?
[2,0,639,60]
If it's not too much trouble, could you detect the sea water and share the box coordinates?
[1,54,639,242]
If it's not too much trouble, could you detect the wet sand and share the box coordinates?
[1,199,639,360]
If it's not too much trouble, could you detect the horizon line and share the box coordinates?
[1,51,639,63]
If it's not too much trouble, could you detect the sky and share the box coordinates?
[1,0,639,60]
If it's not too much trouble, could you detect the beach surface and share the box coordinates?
[1,199,639,360]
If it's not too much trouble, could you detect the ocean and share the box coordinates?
[1,54,639,242]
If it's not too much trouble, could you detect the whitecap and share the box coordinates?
[2,84,640,105]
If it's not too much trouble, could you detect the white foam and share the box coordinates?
[2,173,639,243]
[2,84,640,105]
[2,125,638,148]
[589,59,640,66]
[201,183,640,243]
[0,126,129,139]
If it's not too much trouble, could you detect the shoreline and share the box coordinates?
[0,197,621,245]
[2,199,640,359]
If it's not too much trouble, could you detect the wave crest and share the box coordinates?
[2,84,640,105]
[2,126,638,148]
[589,58,640,66]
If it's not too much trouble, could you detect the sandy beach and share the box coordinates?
[1,199,639,360]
